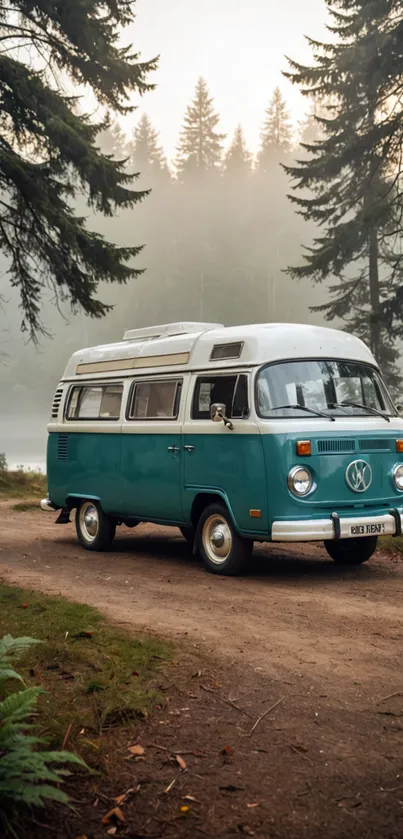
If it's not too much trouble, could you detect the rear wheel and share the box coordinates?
[324,536,377,565]
[76,500,116,552]
[197,503,252,576]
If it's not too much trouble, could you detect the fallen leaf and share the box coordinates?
[101,807,125,825]
[176,754,187,770]
[107,829,117,837]
[221,746,232,756]
[247,803,259,809]
[191,670,202,678]
[114,787,139,805]
[238,826,255,836]
[183,794,200,802]
[128,744,145,756]
[73,631,93,639]
[132,670,140,677]
[180,805,190,814]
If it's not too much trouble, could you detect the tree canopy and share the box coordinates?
[284,0,403,381]
[0,0,157,340]
[176,77,226,177]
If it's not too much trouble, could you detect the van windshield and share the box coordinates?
[256,360,396,419]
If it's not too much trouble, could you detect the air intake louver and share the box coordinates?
[51,388,63,419]
[57,435,68,462]
[318,439,355,454]
[359,439,392,452]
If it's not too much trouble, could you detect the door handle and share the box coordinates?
[184,445,195,452]
[168,445,180,454]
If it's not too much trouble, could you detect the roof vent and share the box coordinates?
[123,322,223,342]
[210,342,243,361]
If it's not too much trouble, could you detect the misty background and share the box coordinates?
[0,0,329,469]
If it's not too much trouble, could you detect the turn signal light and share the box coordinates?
[297,440,312,457]
[396,440,403,453]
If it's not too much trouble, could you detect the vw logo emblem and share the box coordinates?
[345,460,372,493]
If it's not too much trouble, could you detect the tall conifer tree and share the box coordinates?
[224,125,252,175]
[129,115,169,177]
[284,0,403,380]
[258,87,293,171]
[0,0,157,340]
[176,78,226,177]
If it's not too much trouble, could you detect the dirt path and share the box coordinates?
[1,504,403,837]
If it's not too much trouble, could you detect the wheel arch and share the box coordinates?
[190,490,240,532]
[66,493,101,510]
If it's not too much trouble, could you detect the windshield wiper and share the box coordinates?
[330,401,390,423]
[270,404,335,422]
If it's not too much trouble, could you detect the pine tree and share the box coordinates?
[97,120,129,159]
[129,114,169,176]
[0,1,157,340]
[224,125,252,175]
[176,78,226,177]
[258,87,293,170]
[284,0,403,381]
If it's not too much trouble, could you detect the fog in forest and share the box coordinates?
[0,0,329,467]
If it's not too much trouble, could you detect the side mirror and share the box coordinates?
[211,402,226,423]
[396,404,403,416]
[210,403,234,431]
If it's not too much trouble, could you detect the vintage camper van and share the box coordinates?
[41,321,403,575]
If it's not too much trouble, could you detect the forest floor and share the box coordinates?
[0,501,403,839]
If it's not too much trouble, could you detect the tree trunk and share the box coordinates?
[369,226,381,361]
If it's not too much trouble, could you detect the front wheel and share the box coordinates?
[324,536,377,565]
[76,500,116,552]
[197,503,253,576]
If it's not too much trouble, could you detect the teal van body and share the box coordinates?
[42,322,403,573]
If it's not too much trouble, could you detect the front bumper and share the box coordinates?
[271,509,403,542]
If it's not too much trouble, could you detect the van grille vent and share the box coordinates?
[57,435,68,462]
[51,388,63,419]
[359,438,392,452]
[317,439,355,454]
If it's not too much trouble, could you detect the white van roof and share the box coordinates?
[61,322,377,380]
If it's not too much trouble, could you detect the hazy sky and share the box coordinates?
[120,0,329,160]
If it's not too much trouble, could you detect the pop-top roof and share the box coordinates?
[61,322,377,380]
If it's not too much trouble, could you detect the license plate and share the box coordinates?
[350,522,386,537]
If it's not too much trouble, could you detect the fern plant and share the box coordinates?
[0,635,86,828]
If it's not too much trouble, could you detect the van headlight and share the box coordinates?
[393,464,403,491]
[288,466,314,497]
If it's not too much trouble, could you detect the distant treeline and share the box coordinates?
[0,80,322,415]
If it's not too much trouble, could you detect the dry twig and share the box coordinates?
[201,684,253,718]
[247,697,284,737]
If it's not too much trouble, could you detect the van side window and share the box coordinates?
[66,384,123,420]
[192,375,249,420]
[129,380,182,420]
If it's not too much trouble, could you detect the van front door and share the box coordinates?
[121,378,184,522]
[182,373,268,534]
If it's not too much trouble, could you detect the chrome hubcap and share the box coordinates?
[203,514,232,565]
[80,502,99,543]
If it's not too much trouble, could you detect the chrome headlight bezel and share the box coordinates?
[288,465,314,497]
[393,463,403,491]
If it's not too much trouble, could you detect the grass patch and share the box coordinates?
[0,469,47,500]
[11,501,41,512]
[0,584,171,766]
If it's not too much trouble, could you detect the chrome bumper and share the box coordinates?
[40,498,57,512]
[271,510,403,542]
